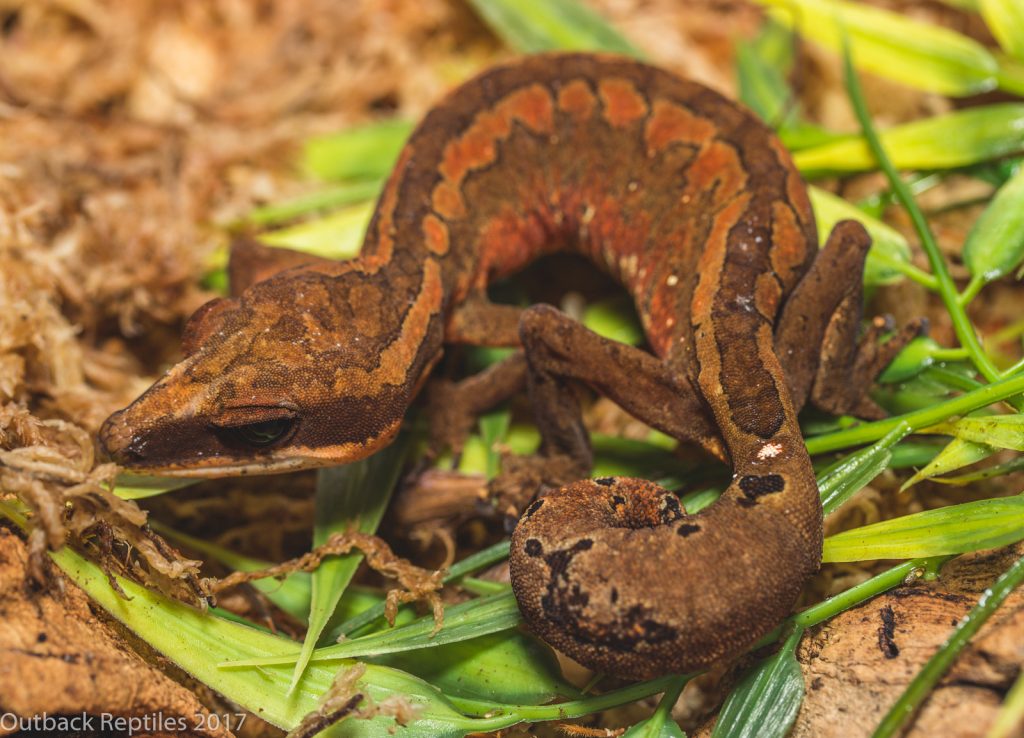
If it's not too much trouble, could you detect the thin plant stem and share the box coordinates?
[806,369,1024,455]
[842,38,1006,395]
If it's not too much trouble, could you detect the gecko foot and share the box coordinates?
[488,452,588,528]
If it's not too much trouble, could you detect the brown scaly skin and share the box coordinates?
[100,54,921,678]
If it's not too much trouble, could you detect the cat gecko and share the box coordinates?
[101,53,919,679]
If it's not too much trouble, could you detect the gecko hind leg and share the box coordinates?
[488,303,725,516]
[775,219,925,420]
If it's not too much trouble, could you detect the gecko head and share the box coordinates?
[99,265,443,477]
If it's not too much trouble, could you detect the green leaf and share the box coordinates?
[259,202,374,260]
[151,520,312,622]
[922,414,1024,451]
[980,0,1024,60]
[113,474,196,500]
[711,627,805,738]
[303,120,413,182]
[290,436,411,692]
[623,718,687,738]
[822,496,1024,562]
[583,295,644,345]
[878,337,941,384]
[963,166,1024,286]
[808,186,911,286]
[818,424,910,517]
[899,437,996,492]
[372,630,574,705]
[736,19,797,127]
[465,0,641,56]
[33,530,488,735]
[757,0,998,95]
[224,591,522,668]
[987,666,1024,738]
[243,181,384,227]
[795,105,1024,174]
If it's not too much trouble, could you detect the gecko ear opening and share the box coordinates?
[181,297,237,356]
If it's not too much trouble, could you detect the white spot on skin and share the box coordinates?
[757,442,783,460]
[665,317,675,328]
[666,274,679,287]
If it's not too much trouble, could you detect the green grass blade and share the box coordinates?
[923,414,1024,451]
[332,541,512,639]
[963,166,1024,290]
[808,186,914,286]
[794,104,1024,174]
[151,520,312,622]
[289,436,411,693]
[224,591,521,668]
[583,295,644,345]
[372,630,574,705]
[986,666,1024,738]
[818,424,910,517]
[878,337,942,384]
[736,19,798,128]
[758,0,998,95]
[303,120,413,182]
[872,552,1024,738]
[259,202,374,260]
[899,437,996,492]
[822,496,1024,562]
[711,627,805,738]
[622,676,689,738]
[0,508,490,735]
[980,0,1024,60]
[243,181,384,227]
[113,474,196,500]
[465,0,641,56]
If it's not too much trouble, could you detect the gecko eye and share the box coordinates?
[211,406,298,450]
[227,418,295,448]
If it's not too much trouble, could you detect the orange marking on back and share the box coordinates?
[753,271,782,320]
[557,79,597,121]
[432,181,467,220]
[599,78,648,128]
[691,195,750,324]
[333,258,443,392]
[432,84,554,222]
[644,100,716,154]
[362,147,412,271]
[422,214,450,256]
[687,141,746,202]
[770,201,810,287]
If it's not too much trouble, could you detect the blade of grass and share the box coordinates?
[303,120,413,182]
[758,0,1000,95]
[899,437,996,492]
[622,675,689,737]
[986,667,1024,738]
[259,201,373,260]
[465,0,641,56]
[808,186,927,288]
[794,104,1024,174]
[962,166,1024,303]
[150,520,312,622]
[711,627,805,738]
[243,181,384,227]
[871,552,1024,737]
[840,37,1013,402]
[332,540,511,639]
[819,423,910,516]
[980,0,1024,61]
[224,591,521,668]
[822,495,1024,562]
[805,368,1024,455]
[288,436,411,693]
[113,474,196,500]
